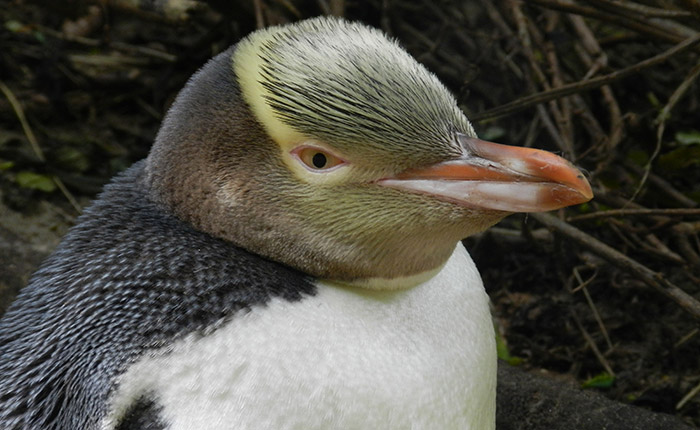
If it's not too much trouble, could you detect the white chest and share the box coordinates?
[104,243,496,430]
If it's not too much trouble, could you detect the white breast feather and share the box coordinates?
[103,243,496,430]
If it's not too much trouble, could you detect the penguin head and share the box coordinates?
[145,17,592,288]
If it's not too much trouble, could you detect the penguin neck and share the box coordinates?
[327,255,449,290]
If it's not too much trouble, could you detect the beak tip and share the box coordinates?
[575,176,594,204]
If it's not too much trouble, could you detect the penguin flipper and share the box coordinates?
[114,395,167,430]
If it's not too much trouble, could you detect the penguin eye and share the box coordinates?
[294,146,346,172]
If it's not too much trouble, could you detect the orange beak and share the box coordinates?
[377,135,593,213]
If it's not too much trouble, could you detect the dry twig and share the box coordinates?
[531,213,700,320]
[473,33,700,120]
[39,26,177,62]
[571,310,615,376]
[630,60,700,203]
[0,81,82,214]
[525,0,689,43]
[0,81,44,162]
[568,208,700,222]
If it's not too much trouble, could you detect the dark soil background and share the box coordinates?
[1,0,699,427]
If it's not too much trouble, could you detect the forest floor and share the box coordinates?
[1,0,699,426]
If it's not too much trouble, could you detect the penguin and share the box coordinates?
[0,17,592,430]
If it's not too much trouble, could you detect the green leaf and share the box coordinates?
[582,372,615,389]
[480,126,507,141]
[659,146,700,170]
[55,147,90,173]
[675,130,700,146]
[496,331,523,366]
[0,160,14,171]
[646,92,661,109]
[15,171,56,192]
[5,20,24,33]
[33,30,46,44]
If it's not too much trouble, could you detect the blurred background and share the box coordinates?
[1,0,699,426]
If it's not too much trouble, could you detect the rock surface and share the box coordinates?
[497,362,693,429]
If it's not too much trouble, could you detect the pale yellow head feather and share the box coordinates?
[232,17,475,169]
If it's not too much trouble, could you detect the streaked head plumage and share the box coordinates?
[234,17,474,169]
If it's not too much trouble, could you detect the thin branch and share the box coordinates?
[0,80,45,162]
[584,0,692,18]
[625,163,699,208]
[677,380,700,410]
[531,213,700,320]
[0,80,82,214]
[630,59,700,203]
[672,224,700,271]
[568,208,700,222]
[573,267,613,351]
[38,26,176,62]
[526,0,688,43]
[254,0,265,29]
[330,0,345,16]
[581,0,696,35]
[473,33,700,120]
[571,310,615,376]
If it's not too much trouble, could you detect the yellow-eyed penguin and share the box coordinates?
[0,16,592,430]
